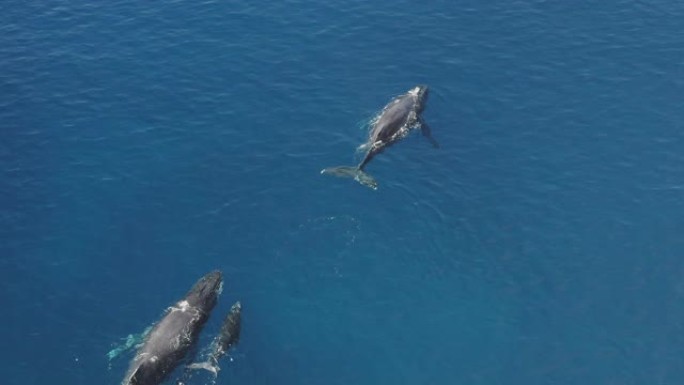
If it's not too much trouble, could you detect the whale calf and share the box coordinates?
[186,301,242,376]
[321,85,438,189]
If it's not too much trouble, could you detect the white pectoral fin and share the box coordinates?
[106,325,155,361]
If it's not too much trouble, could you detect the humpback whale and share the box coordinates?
[321,85,438,189]
[212,301,242,363]
[120,271,223,385]
[187,301,242,376]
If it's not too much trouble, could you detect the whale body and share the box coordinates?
[120,271,223,385]
[321,85,438,189]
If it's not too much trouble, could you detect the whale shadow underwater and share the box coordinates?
[321,85,439,190]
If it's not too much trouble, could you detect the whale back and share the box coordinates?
[368,85,428,144]
[369,95,414,143]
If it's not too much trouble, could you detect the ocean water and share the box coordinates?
[2,1,684,384]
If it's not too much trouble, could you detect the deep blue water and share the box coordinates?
[3,1,684,384]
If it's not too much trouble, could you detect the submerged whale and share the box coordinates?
[321,85,438,189]
[120,271,223,385]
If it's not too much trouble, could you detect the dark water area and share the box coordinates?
[2,1,684,384]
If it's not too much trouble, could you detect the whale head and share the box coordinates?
[411,85,429,113]
[184,270,223,313]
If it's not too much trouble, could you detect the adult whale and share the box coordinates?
[120,271,223,385]
[321,85,439,189]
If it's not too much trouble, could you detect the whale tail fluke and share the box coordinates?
[320,166,378,190]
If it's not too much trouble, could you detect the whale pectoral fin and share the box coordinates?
[419,120,439,149]
[106,326,153,361]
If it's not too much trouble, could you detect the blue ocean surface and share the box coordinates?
[2,1,684,384]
